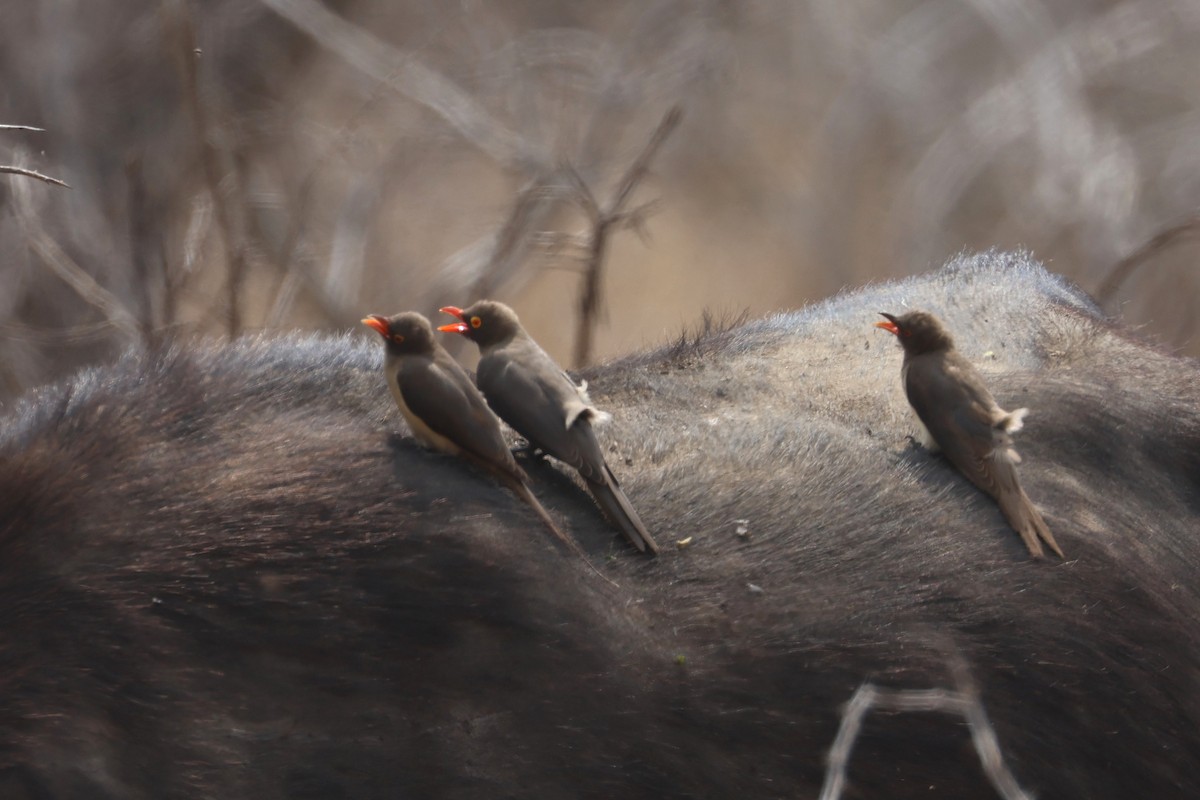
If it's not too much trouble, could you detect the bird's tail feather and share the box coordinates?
[589,467,660,555]
[508,479,620,588]
[998,485,1064,559]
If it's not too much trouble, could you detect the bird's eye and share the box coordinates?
[900,329,912,337]
[392,334,405,343]
[470,316,482,329]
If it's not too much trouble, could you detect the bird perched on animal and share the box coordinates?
[362,311,608,573]
[875,310,1063,559]
[438,300,659,555]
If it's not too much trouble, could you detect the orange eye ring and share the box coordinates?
[470,316,482,329]
[392,334,405,343]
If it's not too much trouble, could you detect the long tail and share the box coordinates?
[589,466,659,555]
[985,435,1063,560]
[997,484,1064,559]
[508,479,620,588]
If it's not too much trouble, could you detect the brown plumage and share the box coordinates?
[876,310,1063,559]
[362,312,615,582]
[439,301,659,555]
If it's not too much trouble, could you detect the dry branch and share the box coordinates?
[167,0,249,339]
[263,71,402,329]
[0,320,116,345]
[0,166,69,189]
[258,0,540,170]
[1,123,69,187]
[10,171,139,339]
[471,173,568,301]
[126,158,161,344]
[569,105,682,367]
[1096,214,1200,305]
[426,172,568,329]
[819,661,1031,800]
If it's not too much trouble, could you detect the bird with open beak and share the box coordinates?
[439,301,659,555]
[361,311,590,560]
[875,310,1064,559]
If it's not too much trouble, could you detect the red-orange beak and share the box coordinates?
[361,315,390,337]
[437,306,468,334]
[874,313,900,336]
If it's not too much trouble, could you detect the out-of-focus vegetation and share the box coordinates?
[2,0,1198,400]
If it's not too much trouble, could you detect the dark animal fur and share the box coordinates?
[1,251,1198,798]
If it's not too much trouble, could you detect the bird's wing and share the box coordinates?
[906,353,1059,558]
[396,356,515,472]
[904,353,1011,497]
[477,350,608,482]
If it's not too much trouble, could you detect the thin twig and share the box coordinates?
[1,124,68,186]
[571,105,683,368]
[258,0,539,170]
[819,666,1032,800]
[263,63,407,329]
[326,173,381,311]
[562,164,602,225]
[167,0,248,339]
[126,158,160,345]
[609,106,683,216]
[0,166,69,189]
[428,172,567,342]
[471,173,565,301]
[1096,214,1200,304]
[261,156,377,329]
[0,320,116,345]
[532,230,592,260]
[10,171,139,339]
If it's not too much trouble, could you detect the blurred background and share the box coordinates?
[2,0,1198,401]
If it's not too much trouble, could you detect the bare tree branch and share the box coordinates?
[9,170,139,339]
[424,172,570,335]
[609,106,683,215]
[0,320,116,345]
[126,158,161,345]
[571,105,682,367]
[167,0,249,339]
[532,230,592,261]
[0,166,69,188]
[258,0,540,170]
[819,663,1032,800]
[562,164,602,225]
[1096,213,1200,305]
[1,123,68,187]
[262,66,404,329]
[471,173,568,301]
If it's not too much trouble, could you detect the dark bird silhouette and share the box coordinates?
[439,300,658,554]
[362,311,584,556]
[876,310,1063,558]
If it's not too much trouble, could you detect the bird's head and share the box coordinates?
[362,312,437,355]
[437,300,522,349]
[874,310,955,355]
